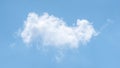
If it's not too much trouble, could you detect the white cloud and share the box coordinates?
[20,12,97,49]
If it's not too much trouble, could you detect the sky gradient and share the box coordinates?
[0,0,120,68]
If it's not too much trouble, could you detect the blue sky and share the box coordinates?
[0,0,120,68]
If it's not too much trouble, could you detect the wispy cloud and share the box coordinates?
[99,19,113,33]
[20,12,97,49]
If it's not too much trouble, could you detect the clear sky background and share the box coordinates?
[0,0,120,68]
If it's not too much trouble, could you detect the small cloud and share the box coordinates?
[20,12,97,49]
[19,12,98,61]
